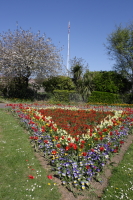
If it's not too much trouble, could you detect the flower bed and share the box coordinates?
[7,103,133,193]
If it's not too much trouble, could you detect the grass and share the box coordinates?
[101,141,133,200]
[0,108,61,200]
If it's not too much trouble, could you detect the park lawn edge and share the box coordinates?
[0,108,61,200]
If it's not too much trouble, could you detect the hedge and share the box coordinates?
[53,90,83,102]
[88,91,122,104]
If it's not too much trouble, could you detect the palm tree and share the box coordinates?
[81,71,95,101]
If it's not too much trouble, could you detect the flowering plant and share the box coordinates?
[7,103,133,192]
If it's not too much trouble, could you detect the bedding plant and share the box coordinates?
[6,103,133,195]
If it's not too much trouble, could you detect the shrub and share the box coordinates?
[53,90,77,102]
[92,71,132,94]
[3,86,36,100]
[43,76,75,93]
[88,91,122,104]
[121,93,133,104]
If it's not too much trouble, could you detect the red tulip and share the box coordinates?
[47,175,53,179]
[65,146,70,151]
[44,140,49,144]
[82,152,87,156]
[28,175,34,179]
[56,143,61,148]
[86,165,91,169]
[99,147,104,151]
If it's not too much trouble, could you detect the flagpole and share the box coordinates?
[67,21,70,76]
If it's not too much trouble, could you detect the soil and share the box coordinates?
[0,103,7,108]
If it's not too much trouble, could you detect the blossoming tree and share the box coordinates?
[0,27,63,96]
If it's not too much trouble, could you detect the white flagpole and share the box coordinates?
[67,21,70,76]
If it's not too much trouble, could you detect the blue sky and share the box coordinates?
[1,0,133,73]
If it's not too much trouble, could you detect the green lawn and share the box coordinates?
[0,108,61,200]
[101,140,133,200]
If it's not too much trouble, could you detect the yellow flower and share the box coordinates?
[48,183,51,185]
[82,185,85,190]
[85,181,89,186]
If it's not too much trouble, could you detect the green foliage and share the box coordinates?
[43,76,75,93]
[71,64,83,86]
[92,71,131,94]
[2,76,36,99]
[3,78,36,100]
[105,22,133,91]
[52,90,76,102]
[68,92,83,102]
[88,91,122,104]
[69,57,89,96]
[121,93,133,104]
[80,70,95,101]
[0,83,4,97]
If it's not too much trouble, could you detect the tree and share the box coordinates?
[70,57,89,92]
[34,72,46,88]
[0,27,62,96]
[43,75,75,93]
[105,23,133,91]
[80,70,95,101]
[92,71,132,94]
